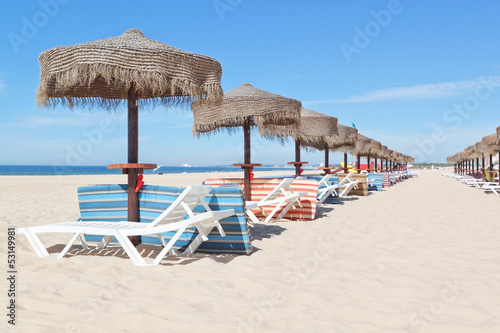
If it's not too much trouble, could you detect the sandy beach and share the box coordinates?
[1,169,499,332]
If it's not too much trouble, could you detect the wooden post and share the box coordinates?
[127,84,140,246]
[295,140,301,177]
[374,158,378,172]
[356,155,360,171]
[343,153,348,173]
[243,119,251,201]
[324,144,329,169]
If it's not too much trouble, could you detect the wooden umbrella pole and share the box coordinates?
[356,155,360,171]
[324,144,329,168]
[243,119,251,201]
[344,153,348,173]
[367,155,371,172]
[127,84,140,246]
[295,140,301,177]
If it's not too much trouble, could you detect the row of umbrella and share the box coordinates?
[35,29,413,244]
[446,126,500,174]
[192,83,414,200]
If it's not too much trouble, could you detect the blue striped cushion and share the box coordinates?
[77,185,251,255]
[367,173,383,191]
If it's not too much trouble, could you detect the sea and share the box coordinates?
[0,165,294,176]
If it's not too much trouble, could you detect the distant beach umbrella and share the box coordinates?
[36,28,223,245]
[326,124,359,149]
[260,108,338,176]
[192,83,301,200]
[334,134,381,172]
[297,123,358,174]
[482,132,500,175]
[323,124,359,173]
[482,133,500,154]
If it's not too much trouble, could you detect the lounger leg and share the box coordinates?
[183,225,212,255]
[157,233,167,247]
[113,233,147,266]
[58,233,81,259]
[183,221,226,255]
[152,227,188,265]
[263,204,284,223]
[246,209,260,225]
[78,235,90,250]
[276,201,295,220]
[20,229,50,258]
[96,235,114,250]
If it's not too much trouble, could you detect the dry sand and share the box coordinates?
[1,169,499,332]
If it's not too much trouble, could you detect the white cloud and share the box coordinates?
[304,76,500,105]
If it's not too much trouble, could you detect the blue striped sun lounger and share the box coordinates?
[78,184,252,255]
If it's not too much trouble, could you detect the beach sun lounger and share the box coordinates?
[17,185,235,266]
[314,172,361,203]
[483,184,500,195]
[246,178,307,224]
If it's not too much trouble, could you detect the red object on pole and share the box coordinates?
[135,174,144,192]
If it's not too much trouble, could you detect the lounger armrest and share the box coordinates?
[246,201,258,210]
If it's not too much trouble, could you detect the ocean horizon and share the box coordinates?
[0,165,296,176]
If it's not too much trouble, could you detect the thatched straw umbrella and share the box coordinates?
[322,125,359,173]
[192,83,301,200]
[473,141,486,172]
[336,135,381,172]
[482,132,500,178]
[260,108,338,177]
[297,123,358,174]
[497,126,500,145]
[36,29,223,245]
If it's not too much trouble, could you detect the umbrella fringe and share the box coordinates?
[36,62,222,109]
[192,111,299,136]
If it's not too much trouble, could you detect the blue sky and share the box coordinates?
[1,0,500,167]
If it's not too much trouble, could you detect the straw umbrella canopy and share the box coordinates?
[336,135,382,171]
[482,132,500,175]
[192,83,301,200]
[322,125,359,173]
[259,108,339,176]
[36,28,223,245]
[497,126,500,145]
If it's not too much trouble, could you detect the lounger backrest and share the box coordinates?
[260,178,295,202]
[149,185,212,227]
[338,172,352,186]
[317,174,335,188]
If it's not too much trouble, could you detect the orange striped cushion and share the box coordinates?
[204,178,318,220]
